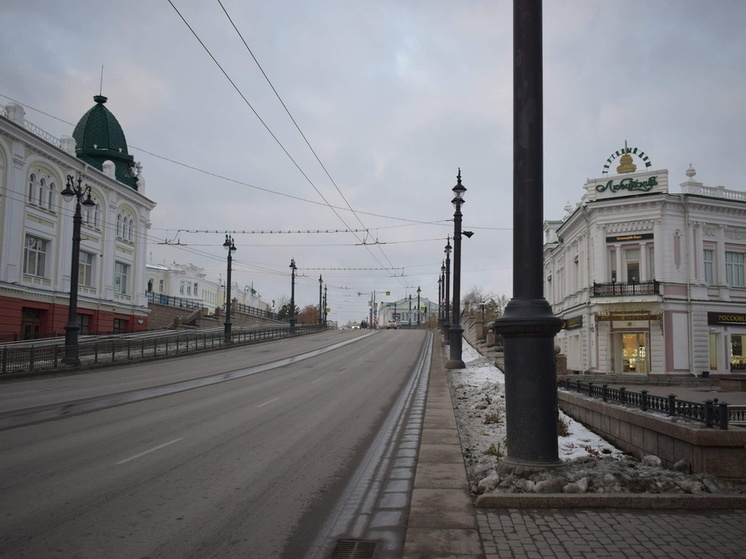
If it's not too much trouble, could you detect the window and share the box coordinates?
[625,248,640,283]
[23,235,48,277]
[79,251,94,287]
[38,178,45,206]
[28,173,37,203]
[726,251,745,287]
[84,200,101,229]
[704,249,714,284]
[159,279,164,293]
[648,246,655,280]
[114,262,129,294]
[128,218,134,242]
[116,214,123,238]
[609,248,617,282]
[180,281,185,295]
[113,318,128,334]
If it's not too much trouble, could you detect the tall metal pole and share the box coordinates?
[408,295,412,327]
[323,285,327,326]
[417,286,421,327]
[289,258,297,333]
[318,275,323,324]
[438,263,445,329]
[61,174,93,365]
[446,170,467,369]
[442,238,452,343]
[223,235,236,345]
[493,0,563,472]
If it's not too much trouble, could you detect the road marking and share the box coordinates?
[311,378,325,384]
[116,437,184,465]
[257,397,280,408]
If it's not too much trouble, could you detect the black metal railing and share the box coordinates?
[559,379,746,430]
[0,323,326,375]
[592,280,660,297]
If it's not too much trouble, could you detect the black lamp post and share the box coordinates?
[408,295,412,327]
[61,174,95,365]
[446,169,468,369]
[417,286,421,327]
[438,263,445,329]
[442,237,452,343]
[289,258,297,333]
[323,285,328,326]
[223,234,237,344]
[318,275,323,324]
[492,0,563,472]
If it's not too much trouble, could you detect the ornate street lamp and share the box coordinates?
[61,174,95,365]
[438,262,445,329]
[289,258,297,333]
[408,295,412,327]
[417,286,421,327]
[318,275,323,325]
[223,234,237,344]
[323,285,328,326]
[442,237,452,343]
[446,169,473,369]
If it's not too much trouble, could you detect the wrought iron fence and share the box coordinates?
[591,280,660,297]
[559,379,746,430]
[0,324,326,375]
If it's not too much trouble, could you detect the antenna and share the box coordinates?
[99,65,104,96]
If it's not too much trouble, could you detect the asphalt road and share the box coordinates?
[0,329,428,559]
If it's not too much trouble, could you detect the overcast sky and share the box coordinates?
[3,1,745,324]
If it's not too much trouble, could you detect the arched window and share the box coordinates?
[38,178,45,206]
[47,181,56,212]
[28,173,37,203]
[116,213,122,238]
[128,218,134,241]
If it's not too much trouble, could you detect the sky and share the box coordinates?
[3,1,746,325]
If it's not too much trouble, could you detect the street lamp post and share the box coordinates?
[408,295,412,327]
[289,258,297,333]
[318,275,323,325]
[446,169,469,369]
[223,234,237,344]
[417,285,421,328]
[438,263,445,330]
[323,285,327,326]
[442,237,452,343]
[493,0,564,473]
[61,174,96,365]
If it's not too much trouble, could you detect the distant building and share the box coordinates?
[0,96,156,338]
[146,261,270,315]
[377,296,438,327]
[545,144,746,376]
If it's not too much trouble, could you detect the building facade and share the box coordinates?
[545,146,746,376]
[0,97,156,338]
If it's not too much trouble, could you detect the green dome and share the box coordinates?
[73,95,137,189]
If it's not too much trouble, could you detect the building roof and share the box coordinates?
[73,95,137,189]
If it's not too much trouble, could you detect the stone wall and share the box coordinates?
[558,390,746,479]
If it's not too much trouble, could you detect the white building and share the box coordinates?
[545,145,746,376]
[0,97,155,338]
[146,261,270,315]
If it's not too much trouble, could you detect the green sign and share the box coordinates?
[596,176,658,194]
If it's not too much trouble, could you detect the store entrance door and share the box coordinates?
[617,332,647,373]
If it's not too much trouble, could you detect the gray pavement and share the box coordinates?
[403,339,746,558]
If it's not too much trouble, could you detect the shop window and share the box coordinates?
[622,333,647,373]
[732,335,746,371]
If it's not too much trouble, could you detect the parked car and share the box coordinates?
[385,320,397,329]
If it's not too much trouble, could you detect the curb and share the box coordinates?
[475,493,746,509]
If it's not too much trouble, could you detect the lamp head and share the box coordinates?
[463,231,474,239]
[61,174,78,202]
[445,237,452,256]
[452,168,466,202]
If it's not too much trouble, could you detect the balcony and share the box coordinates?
[592,280,660,297]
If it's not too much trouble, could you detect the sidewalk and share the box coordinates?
[402,339,746,559]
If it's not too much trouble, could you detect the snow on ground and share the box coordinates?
[446,341,741,495]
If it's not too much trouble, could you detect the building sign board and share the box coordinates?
[708,312,746,325]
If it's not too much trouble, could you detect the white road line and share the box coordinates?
[116,437,184,465]
[310,378,325,384]
[257,397,280,408]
